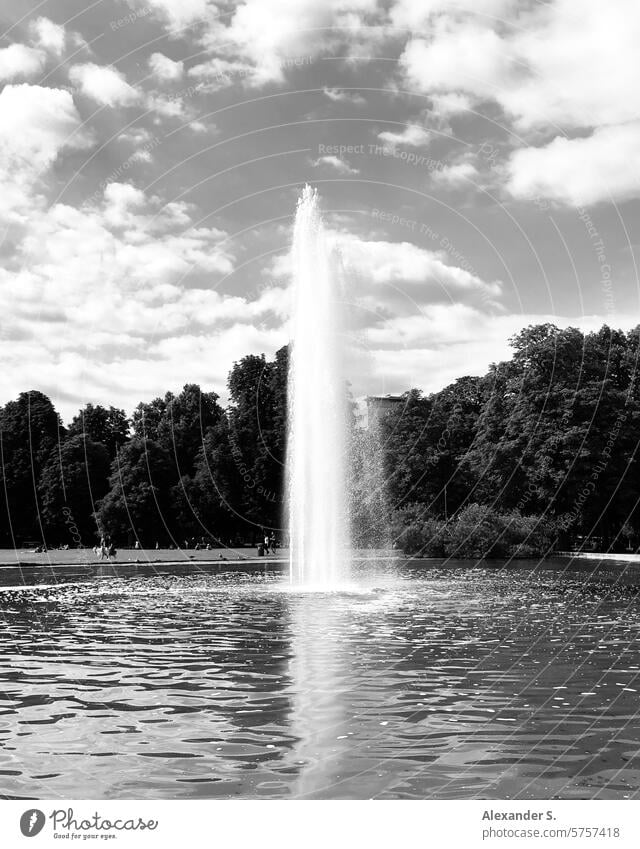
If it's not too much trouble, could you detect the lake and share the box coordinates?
[1,556,639,799]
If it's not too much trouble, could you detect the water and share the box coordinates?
[287,186,349,587]
[2,557,640,800]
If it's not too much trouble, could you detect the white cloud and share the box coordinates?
[377,123,430,149]
[394,1,640,207]
[0,177,261,417]
[433,161,479,186]
[272,230,502,306]
[400,23,512,102]
[398,0,640,132]
[29,17,66,56]
[0,323,284,421]
[69,63,140,106]
[335,233,502,302]
[429,92,472,119]
[360,308,640,400]
[137,0,210,27]
[390,0,516,30]
[187,56,253,85]
[506,122,640,207]
[195,0,380,86]
[323,87,366,105]
[0,44,46,81]
[503,0,640,130]
[149,52,184,81]
[312,155,360,174]
[0,84,92,224]
[0,85,87,169]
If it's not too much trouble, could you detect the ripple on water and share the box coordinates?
[1,559,640,798]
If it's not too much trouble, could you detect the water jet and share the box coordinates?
[287,186,350,587]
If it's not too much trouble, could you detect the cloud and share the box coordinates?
[398,0,640,132]
[359,307,640,400]
[149,52,184,81]
[429,92,472,119]
[312,155,360,174]
[394,1,640,207]
[272,230,502,308]
[323,87,366,105]
[0,84,92,224]
[29,17,66,56]
[400,22,512,102]
[506,122,640,207]
[335,233,502,302]
[0,85,87,169]
[0,323,284,421]
[137,0,210,27]
[433,161,479,186]
[191,0,381,86]
[0,176,263,417]
[0,44,46,81]
[377,123,430,149]
[69,63,140,106]
[502,0,640,130]
[390,0,516,30]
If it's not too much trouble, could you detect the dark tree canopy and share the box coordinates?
[2,325,640,553]
[226,346,288,531]
[0,390,64,545]
[39,434,111,545]
[68,404,129,458]
[383,323,640,552]
[95,437,177,544]
[132,384,224,478]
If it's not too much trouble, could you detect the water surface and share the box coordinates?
[1,556,640,799]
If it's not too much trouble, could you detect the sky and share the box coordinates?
[0,0,639,422]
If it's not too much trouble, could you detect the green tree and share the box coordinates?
[132,384,224,478]
[95,438,177,544]
[39,435,110,544]
[174,417,245,544]
[226,347,288,532]
[381,378,485,519]
[68,404,129,458]
[0,391,63,545]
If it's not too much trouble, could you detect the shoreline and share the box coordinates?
[0,548,637,571]
[0,549,403,588]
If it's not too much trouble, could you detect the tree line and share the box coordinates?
[0,348,288,548]
[1,323,639,554]
[383,323,640,556]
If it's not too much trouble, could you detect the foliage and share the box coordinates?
[391,503,557,559]
[226,346,288,533]
[95,437,177,544]
[67,404,129,458]
[0,391,64,544]
[2,323,640,552]
[39,435,111,544]
[390,504,447,556]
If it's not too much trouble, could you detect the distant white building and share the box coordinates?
[365,394,404,430]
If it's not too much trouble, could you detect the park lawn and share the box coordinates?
[0,547,287,566]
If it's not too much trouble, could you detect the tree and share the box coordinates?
[95,438,177,544]
[67,404,129,458]
[39,435,111,544]
[174,417,245,543]
[381,379,485,519]
[226,348,288,533]
[0,391,63,545]
[132,384,224,478]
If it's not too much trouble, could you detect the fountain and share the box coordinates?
[287,186,350,587]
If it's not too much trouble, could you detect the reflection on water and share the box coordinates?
[2,557,640,799]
